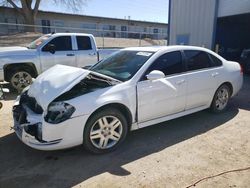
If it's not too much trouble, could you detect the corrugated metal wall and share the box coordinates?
[168,0,217,49]
[218,0,250,17]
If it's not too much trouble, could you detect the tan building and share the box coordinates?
[0,7,168,39]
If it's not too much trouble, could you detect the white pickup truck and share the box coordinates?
[0,33,118,90]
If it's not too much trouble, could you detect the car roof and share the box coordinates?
[124,45,213,53]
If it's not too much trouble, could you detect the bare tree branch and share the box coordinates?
[33,0,41,17]
[6,0,21,13]
[1,0,88,31]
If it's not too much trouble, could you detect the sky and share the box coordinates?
[39,0,169,23]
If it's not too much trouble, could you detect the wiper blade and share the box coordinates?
[87,74,120,85]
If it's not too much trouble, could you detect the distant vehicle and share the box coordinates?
[0,33,118,90]
[13,46,243,153]
[240,49,250,73]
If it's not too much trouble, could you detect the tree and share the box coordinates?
[0,0,87,32]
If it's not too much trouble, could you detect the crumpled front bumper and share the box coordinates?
[12,96,89,151]
[13,103,63,150]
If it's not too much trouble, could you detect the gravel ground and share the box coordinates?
[0,75,249,188]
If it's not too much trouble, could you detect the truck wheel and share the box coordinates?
[83,108,128,154]
[10,70,33,91]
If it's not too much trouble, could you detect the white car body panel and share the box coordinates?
[137,74,187,122]
[13,45,243,151]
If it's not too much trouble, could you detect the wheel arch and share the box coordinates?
[3,63,38,81]
[219,81,233,97]
[86,103,133,129]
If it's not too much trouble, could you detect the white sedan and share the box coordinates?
[13,46,243,153]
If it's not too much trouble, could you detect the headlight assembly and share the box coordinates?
[45,102,75,124]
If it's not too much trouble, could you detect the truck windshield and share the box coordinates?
[27,35,52,49]
[90,50,154,81]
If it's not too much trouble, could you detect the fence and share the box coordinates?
[0,22,168,48]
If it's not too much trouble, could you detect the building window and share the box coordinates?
[82,23,97,30]
[109,25,116,30]
[54,20,64,27]
[153,28,159,33]
[41,19,51,34]
[121,26,127,31]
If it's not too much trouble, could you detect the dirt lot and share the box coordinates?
[0,76,250,188]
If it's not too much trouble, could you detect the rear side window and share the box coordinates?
[208,53,223,67]
[184,50,210,71]
[45,36,72,51]
[76,36,92,50]
[146,51,183,76]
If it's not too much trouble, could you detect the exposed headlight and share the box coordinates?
[45,102,75,124]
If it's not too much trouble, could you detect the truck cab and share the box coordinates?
[0,33,117,91]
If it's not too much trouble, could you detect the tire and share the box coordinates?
[83,108,128,154]
[9,69,33,91]
[210,84,231,113]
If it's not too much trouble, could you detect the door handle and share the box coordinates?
[66,53,75,56]
[176,79,185,85]
[211,72,219,77]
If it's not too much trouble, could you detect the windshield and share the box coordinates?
[90,50,154,81]
[27,35,52,49]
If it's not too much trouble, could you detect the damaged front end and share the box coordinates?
[12,66,121,150]
[13,91,44,142]
[12,90,68,148]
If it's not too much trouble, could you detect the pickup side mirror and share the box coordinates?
[43,44,56,54]
[146,70,165,81]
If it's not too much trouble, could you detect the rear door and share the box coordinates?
[137,51,187,123]
[40,36,77,71]
[74,36,98,68]
[183,50,221,110]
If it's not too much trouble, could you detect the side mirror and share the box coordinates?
[146,70,165,81]
[43,44,56,54]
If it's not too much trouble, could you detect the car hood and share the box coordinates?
[0,46,36,65]
[28,65,90,110]
[27,65,120,110]
[0,46,30,55]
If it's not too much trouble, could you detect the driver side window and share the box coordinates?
[42,36,72,51]
[143,51,183,79]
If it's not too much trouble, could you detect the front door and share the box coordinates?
[137,51,187,123]
[40,36,77,71]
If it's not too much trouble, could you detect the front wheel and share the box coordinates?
[83,108,128,154]
[10,70,33,91]
[210,84,231,113]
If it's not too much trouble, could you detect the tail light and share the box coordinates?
[240,64,244,75]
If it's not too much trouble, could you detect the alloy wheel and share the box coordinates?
[215,87,229,110]
[90,116,123,149]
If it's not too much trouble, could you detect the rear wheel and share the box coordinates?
[83,108,128,154]
[210,84,231,113]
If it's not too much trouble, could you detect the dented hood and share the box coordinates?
[28,65,90,110]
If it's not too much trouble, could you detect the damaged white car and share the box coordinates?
[13,46,243,153]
